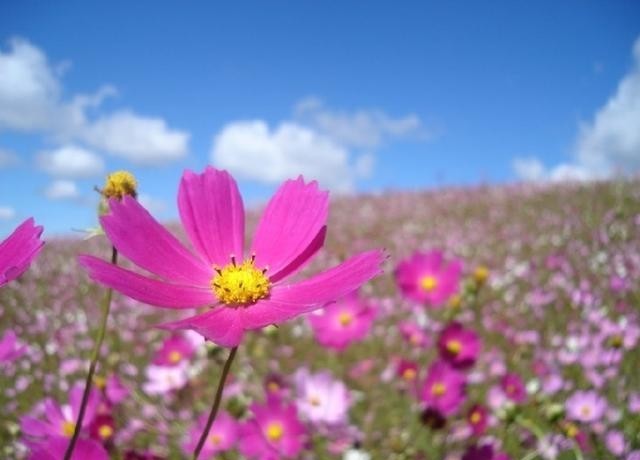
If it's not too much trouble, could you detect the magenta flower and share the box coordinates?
[437,322,481,368]
[183,411,238,458]
[420,361,466,416]
[0,218,44,287]
[394,250,462,306]
[294,368,351,426]
[500,373,527,403]
[153,333,195,366]
[105,374,129,405]
[79,167,384,347]
[239,399,307,459]
[27,436,108,460]
[21,384,100,443]
[399,321,430,347]
[308,291,376,351]
[0,329,26,364]
[566,390,608,423]
[467,404,489,436]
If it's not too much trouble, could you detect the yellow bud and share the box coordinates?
[102,171,138,199]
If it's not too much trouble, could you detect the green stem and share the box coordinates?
[192,346,238,460]
[64,247,118,460]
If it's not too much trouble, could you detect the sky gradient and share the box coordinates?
[1,1,639,235]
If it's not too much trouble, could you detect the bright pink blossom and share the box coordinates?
[394,250,462,307]
[500,373,526,403]
[0,218,44,287]
[183,411,238,458]
[79,167,384,347]
[308,291,376,351]
[437,322,481,368]
[28,436,108,460]
[153,333,195,366]
[420,361,466,416]
[239,399,307,460]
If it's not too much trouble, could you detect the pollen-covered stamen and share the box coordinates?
[212,256,271,305]
[420,274,438,292]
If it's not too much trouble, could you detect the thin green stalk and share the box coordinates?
[64,247,118,460]
[192,346,238,460]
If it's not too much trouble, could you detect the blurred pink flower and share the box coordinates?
[394,250,462,307]
[501,373,526,403]
[80,167,384,347]
[0,218,44,287]
[467,404,489,436]
[566,390,608,423]
[399,321,430,347]
[0,329,26,364]
[239,399,307,459]
[105,374,129,405]
[437,322,481,368]
[183,411,238,458]
[308,291,376,351]
[294,368,351,426]
[153,333,195,366]
[28,436,108,460]
[142,363,189,395]
[420,361,466,416]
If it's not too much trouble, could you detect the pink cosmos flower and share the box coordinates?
[566,390,608,423]
[294,368,351,426]
[500,373,526,403]
[28,436,108,460]
[105,374,129,405]
[0,329,26,364]
[239,399,307,459]
[394,250,462,306]
[183,411,238,458]
[79,167,384,347]
[0,218,44,287]
[153,333,195,366]
[142,363,189,395]
[437,322,481,368]
[399,321,430,348]
[467,404,489,436]
[21,384,100,444]
[307,291,376,351]
[420,361,466,416]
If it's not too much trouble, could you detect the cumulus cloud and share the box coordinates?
[36,145,104,178]
[44,180,79,200]
[0,206,16,220]
[0,38,189,164]
[294,96,426,149]
[212,121,354,192]
[515,36,640,182]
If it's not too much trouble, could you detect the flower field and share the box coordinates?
[1,176,640,459]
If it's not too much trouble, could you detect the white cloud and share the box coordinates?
[514,35,640,182]
[295,96,426,149]
[44,180,79,200]
[0,148,19,168]
[36,145,104,178]
[212,120,355,192]
[0,38,189,165]
[354,153,375,179]
[0,206,16,220]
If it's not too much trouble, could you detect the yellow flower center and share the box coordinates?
[168,350,182,364]
[470,411,482,424]
[609,335,623,348]
[209,433,222,446]
[420,275,438,292]
[474,265,489,284]
[431,382,446,396]
[564,422,579,438]
[446,339,462,355]
[212,256,270,305]
[580,405,592,418]
[98,424,114,439]
[103,170,137,199]
[93,375,106,389]
[62,420,75,437]
[265,422,284,442]
[338,311,353,326]
[267,381,280,393]
[309,395,322,406]
[402,368,417,381]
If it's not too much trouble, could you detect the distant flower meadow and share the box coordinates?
[1,169,639,459]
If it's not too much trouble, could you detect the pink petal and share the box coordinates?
[251,177,328,281]
[101,197,211,285]
[157,308,245,347]
[178,167,245,266]
[78,255,214,309]
[0,218,44,285]
[266,249,385,314]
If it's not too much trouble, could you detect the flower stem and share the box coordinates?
[64,247,118,460]
[192,346,238,460]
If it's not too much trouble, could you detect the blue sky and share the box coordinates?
[1,1,639,236]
